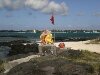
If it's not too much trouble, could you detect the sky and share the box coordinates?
[0,0,100,30]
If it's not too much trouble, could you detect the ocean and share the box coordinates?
[0,31,100,42]
[0,32,40,42]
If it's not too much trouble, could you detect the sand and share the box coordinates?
[54,41,100,53]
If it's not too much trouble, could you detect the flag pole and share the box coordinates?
[52,10,55,43]
[50,8,55,43]
[54,29,55,43]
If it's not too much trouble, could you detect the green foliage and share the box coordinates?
[32,50,100,75]
[7,49,100,75]
[0,59,4,73]
[86,38,100,44]
[59,49,83,59]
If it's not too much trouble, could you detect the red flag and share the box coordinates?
[50,15,54,25]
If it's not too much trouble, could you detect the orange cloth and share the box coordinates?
[58,43,65,48]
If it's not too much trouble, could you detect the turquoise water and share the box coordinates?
[0,32,100,42]
[0,32,40,42]
[54,32,100,38]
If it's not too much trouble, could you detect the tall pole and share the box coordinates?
[52,9,55,43]
[54,29,55,43]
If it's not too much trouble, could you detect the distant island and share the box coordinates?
[0,30,100,33]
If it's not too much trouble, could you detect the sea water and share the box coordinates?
[0,32,100,42]
[0,32,40,42]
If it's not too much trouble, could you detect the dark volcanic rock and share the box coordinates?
[0,40,30,47]
[8,43,39,56]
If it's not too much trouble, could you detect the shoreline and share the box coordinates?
[27,40,100,53]
[54,40,100,53]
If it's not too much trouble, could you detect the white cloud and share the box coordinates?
[0,0,3,8]
[41,1,68,15]
[0,0,69,15]
[0,0,25,10]
[25,0,49,10]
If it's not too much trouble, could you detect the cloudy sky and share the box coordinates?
[0,0,100,30]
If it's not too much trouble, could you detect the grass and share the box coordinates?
[0,59,4,73]
[7,49,100,75]
[59,50,100,70]
[29,50,100,75]
[86,38,100,44]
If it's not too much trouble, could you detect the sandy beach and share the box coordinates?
[54,41,100,53]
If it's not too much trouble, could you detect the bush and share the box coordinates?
[7,56,95,75]
[0,59,4,73]
[59,49,83,59]
[8,43,39,56]
[7,49,100,75]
